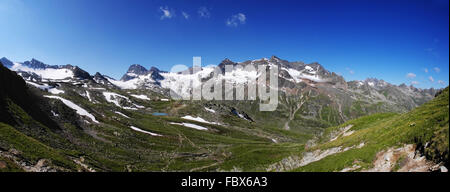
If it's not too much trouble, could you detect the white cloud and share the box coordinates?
[406,73,416,79]
[438,80,446,85]
[433,67,440,73]
[424,68,428,73]
[160,6,174,20]
[411,81,419,85]
[182,11,189,19]
[226,13,246,27]
[198,7,210,18]
[428,76,434,82]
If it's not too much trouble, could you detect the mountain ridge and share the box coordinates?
[1,56,442,91]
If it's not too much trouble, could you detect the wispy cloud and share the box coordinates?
[433,67,440,73]
[428,76,434,82]
[181,11,189,19]
[226,13,246,27]
[159,6,174,20]
[198,7,211,18]
[424,68,428,73]
[406,73,416,79]
[345,67,354,75]
[438,80,446,85]
[411,81,419,85]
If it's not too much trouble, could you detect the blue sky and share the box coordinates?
[0,0,448,88]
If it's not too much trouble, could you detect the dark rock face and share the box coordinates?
[119,64,165,83]
[149,67,160,73]
[127,64,148,75]
[0,57,14,68]
[22,58,51,69]
[93,72,107,81]
[218,58,238,73]
[16,71,42,82]
[92,72,117,88]
[72,66,93,80]
[121,64,148,81]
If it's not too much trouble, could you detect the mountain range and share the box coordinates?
[0,56,447,172]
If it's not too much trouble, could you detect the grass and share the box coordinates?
[0,122,78,170]
[218,143,304,171]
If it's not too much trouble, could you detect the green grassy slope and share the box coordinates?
[0,122,79,171]
[293,87,449,172]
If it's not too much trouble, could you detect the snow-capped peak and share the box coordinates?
[11,61,75,80]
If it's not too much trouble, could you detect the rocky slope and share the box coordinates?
[87,56,438,134]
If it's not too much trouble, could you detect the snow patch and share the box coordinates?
[106,77,138,89]
[130,94,150,100]
[26,81,51,90]
[44,96,99,123]
[204,107,216,113]
[160,67,215,98]
[108,72,158,90]
[115,111,130,118]
[102,92,144,110]
[85,91,93,102]
[11,63,74,80]
[51,110,59,117]
[218,67,259,84]
[170,122,208,131]
[130,126,162,136]
[48,88,64,95]
[26,81,64,94]
[103,92,126,107]
[181,115,221,125]
[281,67,325,83]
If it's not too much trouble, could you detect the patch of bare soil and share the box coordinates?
[363,144,443,172]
